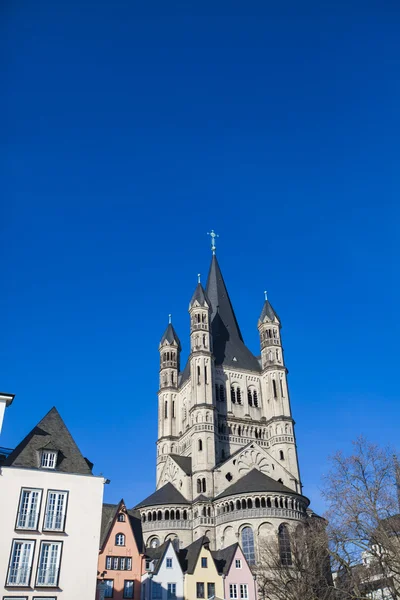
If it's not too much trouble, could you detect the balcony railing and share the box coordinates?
[192,323,208,331]
[7,567,31,586]
[216,507,303,526]
[193,516,214,527]
[142,519,192,532]
[261,338,280,348]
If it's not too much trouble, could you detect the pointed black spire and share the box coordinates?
[205,255,260,370]
[189,282,210,309]
[258,294,280,325]
[159,321,181,350]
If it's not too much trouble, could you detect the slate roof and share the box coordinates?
[193,494,210,503]
[189,282,210,308]
[212,543,239,575]
[160,323,181,349]
[127,508,144,553]
[99,501,144,553]
[4,406,93,475]
[258,299,280,324]
[135,482,190,508]
[144,540,170,574]
[170,454,192,475]
[215,468,298,499]
[206,255,261,371]
[178,535,210,574]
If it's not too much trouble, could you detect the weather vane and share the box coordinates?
[207,229,219,255]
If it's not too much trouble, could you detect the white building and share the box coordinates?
[0,406,106,600]
[0,392,15,435]
[141,539,184,600]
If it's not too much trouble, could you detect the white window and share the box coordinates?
[240,584,249,599]
[167,583,177,599]
[43,490,68,531]
[113,557,119,570]
[40,450,57,469]
[7,539,35,586]
[152,582,162,599]
[230,584,238,599]
[235,558,242,568]
[123,579,134,598]
[36,541,62,586]
[104,579,114,597]
[166,557,173,568]
[126,557,132,570]
[16,488,42,530]
[106,556,112,569]
[116,533,125,546]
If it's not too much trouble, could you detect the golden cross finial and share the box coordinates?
[207,229,219,254]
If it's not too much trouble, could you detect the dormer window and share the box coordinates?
[41,450,57,469]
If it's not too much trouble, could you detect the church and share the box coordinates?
[135,233,313,564]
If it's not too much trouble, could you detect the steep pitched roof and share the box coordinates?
[4,407,93,475]
[215,468,297,499]
[135,482,190,508]
[189,282,210,308]
[144,540,170,574]
[160,323,181,349]
[100,501,144,553]
[206,255,261,371]
[212,543,239,575]
[178,535,210,574]
[127,508,144,553]
[258,299,280,324]
[170,454,192,475]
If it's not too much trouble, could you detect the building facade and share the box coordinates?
[135,245,313,564]
[0,407,105,600]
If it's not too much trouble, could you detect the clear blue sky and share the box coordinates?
[1,0,399,514]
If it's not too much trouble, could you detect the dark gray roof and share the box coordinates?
[127,508,144,553]
[178,359,191,387]
[193,494,210,503]
[170,454,192,475]
[178,535,210,574]
[212,543,239,575]
[4,407,93,475]
[145,540,170,574]
[189,282,210,308]
[206,255,261,371]
[215,468,297,499]
[100,501,144,553]
[160,323,181,349]
[135,482,190,508]
[258,299,280,324]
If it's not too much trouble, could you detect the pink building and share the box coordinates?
[213,543,257,600]
[97,499,144,599]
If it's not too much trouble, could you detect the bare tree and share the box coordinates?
[254,515,335,600]
[322,437,400,600]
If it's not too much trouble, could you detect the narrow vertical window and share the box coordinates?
[272,379,277,398]
[104,579,114,597]
[231,386,236,403]
[280,378,285,397]
[197,365,201,384]
[204,365,208,384]
[241,527,255,564]
[253,390,258,407]
[165,401,168,419]
[198,439,203,451]
[202,478,206,493]
[36,541,62,586]
[17,488,42,530]
[248,389,253,406]
[44,490,68,531]
[7,539,35,586]
[236,387,241,404]
[197,479,201,494]
[219,385,225,401]
[172,401,175,418]
[279,524,292,565]
[123,580,134,598]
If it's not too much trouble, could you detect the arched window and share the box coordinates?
[247,498,253,509]
[248,389,253,407]
[176,510,180,520]
[278,524,292,566]
[202,478,206,493]
[170,510,175,520]
[219,385,225,402]
[157,510,162,520]
[236,500,241,510]
[150,537,160,548]
[236,388,242,404]
[198,439,203,451]
[255,498,260,508]
[279,450,284,461]
[202,313,206,323]
[148,512,152,522]
[142,513,146,522]
[241,527,255,564]
[118,513,125,522]
[197,365,201,384]
[280,378,285,397]
[197,479,201,494]
[253,390,258,407]
[164,401,168,419]
[115,533,125,546]
[165,510,170,520]
[231,386,236,403]
[272,379,277,398]
[203,506,207,516]
[183,510,187,520]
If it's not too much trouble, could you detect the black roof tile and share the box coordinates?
[170,454,192,475]
[215,468,298,499]
[135,483,190,508]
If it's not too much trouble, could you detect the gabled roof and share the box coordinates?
[189,282,210,308]
[127,508,144,554]
[99,500,144,553]
[170,454,192,475]
[145,540,183,575]
[178,535,210,574]
[160,323,181,349]
[193,494,210,503]
[212,543,239,575]
[215,468,297,499]
[258,299,280,324]
[4,407,93,476]
[206,255,261,371]
[135,482,190,508]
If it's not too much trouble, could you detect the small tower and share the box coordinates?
[189,276,216,499]
[258,293,301,491]
[156,317,181,482]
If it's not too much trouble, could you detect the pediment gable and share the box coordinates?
[157,455,191,500]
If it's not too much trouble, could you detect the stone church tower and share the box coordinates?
[135,236,312,562]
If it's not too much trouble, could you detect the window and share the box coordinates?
[167,583,177,599]
[278,524,292,566]
[16,488,42,530]
[104,579,114,598]
[197,365,201,384]
[202,478,206,493]
[201,557,207,568]
[115,533,125,546]
[230,584,238,599]
[36,541,62,586]
[33,598,58,600]
[247,389,253,406]
[253,390,258,407]
[152,582,162,599]
[150,537,159,548]
[166,557,173,568]
[6,539,35,586]
[207,583,215,598]
[40,450,57,469]
[118,513,126,522]
[241,527,255,565]
[106,556,112,569]
[123,580,134,598]
[236,388,241,404]
[165,401,168,419]
[235,559,242,568]
[105,556,132,570]
[280,378,285,397]
[197,582,205,598]
[279,450,284,460]
[240,584,249,599]
[272,379,277,398]
[219,384,225,401]
[230,386,236,403]
[198,439,203,451]
[4,597,30,600]
[43,490,68,531]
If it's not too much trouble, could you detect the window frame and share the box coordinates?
[6,539,36,587]
[40,450,58,469]
[235,558,242,569]
[115,533,125,546]
[240,584,249,599]
[207,582,215,598]
[151,581,162,599]
[3,597,29,600]
[229,583,238,599]
[103,578,114,598]
[201,556,207,568]
[42,489,69,532]
[118,513,126,522]
[196,582,205,598]
[15,487,43,531]
[33,598,58,600]
[166,557,173,569]
[35,540,63,588]
[167,583,177,599]
[123,579,134,599]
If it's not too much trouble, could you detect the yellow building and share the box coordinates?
[180,536,224,600]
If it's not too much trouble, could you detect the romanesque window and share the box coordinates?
[236,387,242,404]
[204,365,208,384]
[241,527,255,564]
[197,479,202,494]
[202,478,206,493]
[197,365,201,384]
[198,439,203,451]
[118,513,125,522]
[279,450,285,460]
[165,401,168,419]
[231,385,236,403]
[248,389,253,406]
[172,401,175,418]
[272,379,277,398]
[278,524,292,566]
[280,377,285,397]
[202,313,206,323]
[115,533,125,546]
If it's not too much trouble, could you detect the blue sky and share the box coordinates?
[1,0,399,514]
